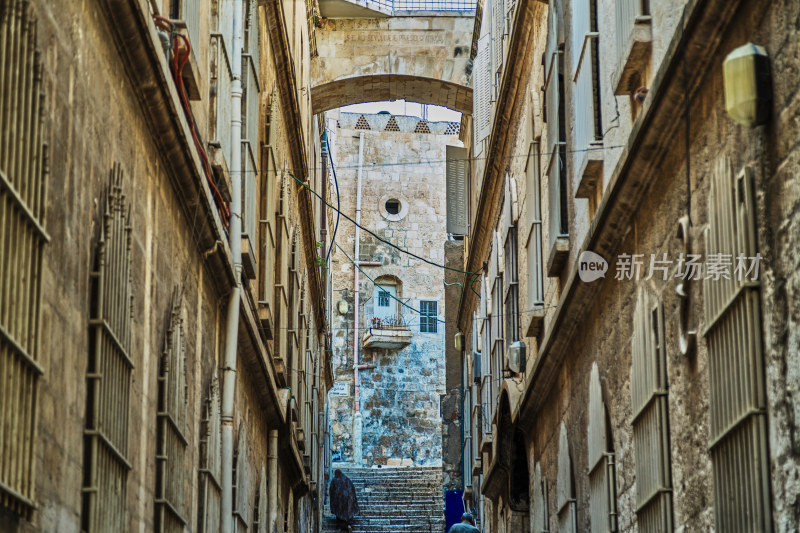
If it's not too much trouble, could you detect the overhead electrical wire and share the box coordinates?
[325,132,340,262]
[287,170,479,278]
[228,143,625,175]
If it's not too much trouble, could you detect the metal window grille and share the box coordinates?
[490,237,503,414]
[480,277,493,438]
[703,157,771,532]
[572,0,601,152]
[181,0,201,52]
[156,292,189,533]
[357,0,476,11]
[82,166,134,533]
[253,467,267,533]
[211,33,234,171]
[0,0,48,518]
[420,301,438,333]
[545,16,568,248]
[532,462,549,533]
[503,223,519,347]
[198,375,222,533]
[234,423,251,530]
[525,141,544,305]
[588,363,618,533]
[631,290,673,532]
[615,0,649,66]
[557,423,577,533]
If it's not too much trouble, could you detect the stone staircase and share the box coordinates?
[322,466,445,533]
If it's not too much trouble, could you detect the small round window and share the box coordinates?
[385,199,401,215]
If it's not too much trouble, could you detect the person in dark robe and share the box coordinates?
[329,469,359,531]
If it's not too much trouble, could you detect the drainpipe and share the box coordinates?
[221,1,244,532]
[352,132,364,465]
[268,429,279,533]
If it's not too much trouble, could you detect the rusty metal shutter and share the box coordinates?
[446,145,470,235]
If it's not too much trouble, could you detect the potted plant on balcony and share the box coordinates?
[369,317,382,330]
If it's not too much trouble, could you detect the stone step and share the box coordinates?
[325,467,445,533]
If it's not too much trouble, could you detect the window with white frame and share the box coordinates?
[0,1,48,517]
[703,157,771,532]
[490,234,504,391]
[420,300,438,333]
[631,289,673,533]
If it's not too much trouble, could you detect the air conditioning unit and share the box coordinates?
[504,341,526,374]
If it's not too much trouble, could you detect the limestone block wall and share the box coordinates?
[327,112,461,466]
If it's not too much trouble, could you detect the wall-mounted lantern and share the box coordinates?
[337,300,349,315]
[455,332,465,351]
[723,43,772,127]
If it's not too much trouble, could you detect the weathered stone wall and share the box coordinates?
[460,0,800,531]
[0,0,328,531]
[327,112,460,467]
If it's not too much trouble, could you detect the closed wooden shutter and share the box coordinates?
[588,363,618,533]
[557,422,577,532]
[474,34,492,145]
[446,145,470,235]
[198,374,223,533]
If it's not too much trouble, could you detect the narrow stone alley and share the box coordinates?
[2,0,800,532]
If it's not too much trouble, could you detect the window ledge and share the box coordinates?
[273,356,287,387]
[525,307,545,337]
[171,21,202,100]
[575,147,604,199]
[207,143,233,202]
[613,16,653,96]
[362,327,412,349]
[547,236,570,277]
[241,235,257,280]
[258,302,274,340]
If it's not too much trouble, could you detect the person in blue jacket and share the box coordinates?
[448,512,480,532]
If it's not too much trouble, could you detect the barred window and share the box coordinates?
[156,292,188,533]
[631,289,673,532]
[82,167,134,532]
[703,157,771,532]
[253,466,267,533]
[588,362,618,533]
[557,422,577,533]
[198,375,222,532]
[503,217,519,347]
[234,423,252,530]
[0,0,49,518]
[420,301,438,333]
[531,462,549,533]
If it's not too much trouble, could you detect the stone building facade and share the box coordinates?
[326,112,460,468]
[453,0,800,531]
[0,0,332,532]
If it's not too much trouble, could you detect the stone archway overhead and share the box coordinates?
[311,15,474,114]
[311,74,472,114]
